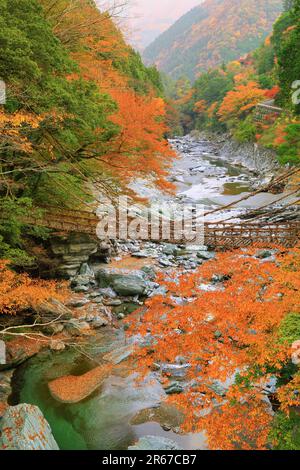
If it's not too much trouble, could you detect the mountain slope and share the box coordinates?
[143,0,282,80]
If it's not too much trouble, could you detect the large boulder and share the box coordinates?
[96,268,148,296]
[112,276,147,296]
[4,337,44,369]
[0,404,59,450]
[50,233,98,278]
[128,436,183,450]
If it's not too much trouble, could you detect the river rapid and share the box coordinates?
[9,136,288,450]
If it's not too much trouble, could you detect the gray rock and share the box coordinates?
[96,267,144,284]
[161,363,191,379]
[185,245,208,253]
[97,287,117,298]
[187,261,198,270]
[145,282,161,296]
[51,233,98,279]
[128,245,141,254]
[67,298,90,308]
[4,342,38,369]
[96,268,147,296]
[197,251,215,261]
[0,404,59,450]
[73,285,89,293]
[159,258,174,267]
[57,264,79,278]
[71,275,92,287]
[162,244,178,256]
[141,266,157,281]
[133,250,150,258]
[264,376,277,395]
[0,341,6,365]
[65,319,90,336]
[255,249,274,259]
[149,285,168,297]
[164,383,184,395]
[113,276,147,296]
[34,298,73,322]
[85,305,111,327]
[207,382,227,397]
[79,263,94,277]
[128,436,183,450]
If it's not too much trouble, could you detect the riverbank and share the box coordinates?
[189,130,279,175]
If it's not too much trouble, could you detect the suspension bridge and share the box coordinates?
[26,205,300,250]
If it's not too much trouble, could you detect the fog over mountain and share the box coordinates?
[143,0,282,80]
[126,0,201,49]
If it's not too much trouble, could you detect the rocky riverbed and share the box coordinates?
[129,135,299,225]
[0,135,297,450]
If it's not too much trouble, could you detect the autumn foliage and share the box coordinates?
[0,110,41,154]
[128,247,300,450]
[53,1,175,191]
[218,82,266,121]
[0,260,67,315]
[108,91,174,189]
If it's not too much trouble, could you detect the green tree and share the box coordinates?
[277,123,300,164]
[272,3,300,113]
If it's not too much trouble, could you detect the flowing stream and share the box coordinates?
[9,136,288,450]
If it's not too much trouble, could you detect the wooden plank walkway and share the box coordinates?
[254,100,283,123]
[26,206,300,249]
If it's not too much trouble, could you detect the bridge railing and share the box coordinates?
[4,205,299,248]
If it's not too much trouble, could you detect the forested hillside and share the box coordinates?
[143,0,282,80]
[168,0,300,168]
[0,0,172,267]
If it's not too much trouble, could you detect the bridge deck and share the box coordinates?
[25,206,300,249]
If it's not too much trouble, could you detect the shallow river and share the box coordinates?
[9,136,286,450]
[11,329,206,450]
[131,136,294,221]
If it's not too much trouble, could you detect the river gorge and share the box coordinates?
[1,135,298,450]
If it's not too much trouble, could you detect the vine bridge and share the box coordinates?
[28,206,300,250]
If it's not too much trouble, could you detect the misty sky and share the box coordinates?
[126,0,201,49]
[103,0,203,48]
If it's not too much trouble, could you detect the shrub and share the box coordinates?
[233,116,257,142]
[279,313,300,344]
[0,260,67,315]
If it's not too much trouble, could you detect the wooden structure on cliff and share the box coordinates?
[254,100,283,124]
